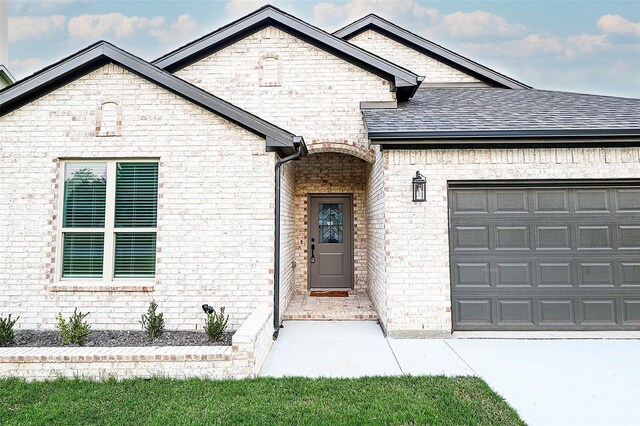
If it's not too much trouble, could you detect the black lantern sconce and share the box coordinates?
[412,171,426,202]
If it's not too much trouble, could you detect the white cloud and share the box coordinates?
[313,0,421,28]
[312,1,523,37]
[67,13,165,39]
[597,14,640,37]
[8,57,45,79]
[224,0,299,19]
[150,15,201,45]
[8,15,66,42]
[430,11,526,38]
[462,33,609,59]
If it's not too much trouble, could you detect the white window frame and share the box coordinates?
[56,159,159,283]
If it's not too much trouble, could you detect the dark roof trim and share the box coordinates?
[152,5,422,101]
[334,14,530,90]
[370,129,640,142]
[0,41,305,154]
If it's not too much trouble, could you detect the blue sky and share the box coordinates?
[6,0,640,97]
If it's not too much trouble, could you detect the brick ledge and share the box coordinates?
[0,346,232,363]
[47,283,155,292]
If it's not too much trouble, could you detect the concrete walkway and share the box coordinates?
[260,321,640,426]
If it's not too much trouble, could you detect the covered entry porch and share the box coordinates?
[278,148,384,323]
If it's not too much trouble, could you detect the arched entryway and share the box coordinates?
[278,151,379,321]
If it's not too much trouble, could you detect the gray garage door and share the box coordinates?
[449,183,640,330]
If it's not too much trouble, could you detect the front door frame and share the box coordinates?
[307,193,354,289]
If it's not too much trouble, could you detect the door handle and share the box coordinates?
[310,244,315,263]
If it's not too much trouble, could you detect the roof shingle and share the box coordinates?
[363,88,640,140]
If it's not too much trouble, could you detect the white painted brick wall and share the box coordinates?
[279,161,295,317]
[175,26,395,153]
[0,63,277,331]
[365,146,387,327]
[383,147,640,337]
[348,29,487,85]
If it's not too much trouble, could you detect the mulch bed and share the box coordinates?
[7,330,234,347]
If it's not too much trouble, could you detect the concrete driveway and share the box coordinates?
[260,321,640,426]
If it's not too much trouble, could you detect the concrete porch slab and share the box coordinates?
[283,291,378,321]
[260,321,400,378]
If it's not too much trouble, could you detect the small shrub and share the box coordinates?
[57,308,91,346]
[140,300,165,341]
[204,306,229,342]
[0,314,19,346]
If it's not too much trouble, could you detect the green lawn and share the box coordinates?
[0,376,524,425]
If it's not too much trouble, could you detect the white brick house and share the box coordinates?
[1,6,639,338]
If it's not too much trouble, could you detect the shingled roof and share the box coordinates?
[363,88,640,144]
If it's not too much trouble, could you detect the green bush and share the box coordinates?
[0,314,19,346]
[57,308,91,346]
[204,306,229,342]
[140,301,165,341]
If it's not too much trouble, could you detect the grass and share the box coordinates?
[0,376,524,425]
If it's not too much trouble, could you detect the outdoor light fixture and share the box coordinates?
[412,171,427,202]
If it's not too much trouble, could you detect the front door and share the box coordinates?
[308,195,353,288]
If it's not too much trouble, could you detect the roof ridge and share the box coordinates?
[151,5,422,101]
[334,14,530,90]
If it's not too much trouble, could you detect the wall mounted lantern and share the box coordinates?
[412,171,426,202]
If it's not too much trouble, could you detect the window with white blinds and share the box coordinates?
[60,160,158,280]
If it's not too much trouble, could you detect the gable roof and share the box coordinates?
[0,41,305,155]
[152,5,423,101]
[334,14,530,90]
[363,88,640,144]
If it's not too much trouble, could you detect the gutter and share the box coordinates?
[368,128,640,142]
[273,137,304,340]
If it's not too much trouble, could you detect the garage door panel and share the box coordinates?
[534,189,570,213]
[455,299,492,325]
[498,299,534,325]
[619,226,640,249]
[615,189,640,212]
[452,226,490,250]
[496,263,532,287]
[453,262,491,287]
[622,300,640,324]
[495,190,528,213]
[577,226,613,249]
[578,262,615,287]
[539,299,575,325]
[576,189,610,212]
[580,299,617,324]
[451,190,489,213]
[536,226,571,250]
[496,226,531,250]
[620,263,640,287]
[538,262,573,287]
[450,184,640,331]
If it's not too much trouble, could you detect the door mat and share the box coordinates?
[309,291,349,297]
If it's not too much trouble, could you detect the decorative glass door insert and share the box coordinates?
[319,203,343,243]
